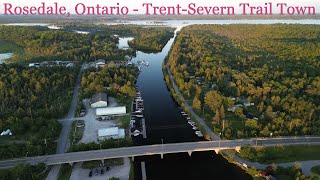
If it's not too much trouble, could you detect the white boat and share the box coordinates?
[146,62,149,66]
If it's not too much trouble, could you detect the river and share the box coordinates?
[118,27,252,180]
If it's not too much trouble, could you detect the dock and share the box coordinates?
[141,161,147,180]
[129,89,147,139]
[142,118,147,138]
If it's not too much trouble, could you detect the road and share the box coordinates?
[166,63,220,140]
[46,64,85,180]
[1,137,320,169]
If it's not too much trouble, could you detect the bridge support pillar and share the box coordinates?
[160,153,164,159]
[214,149,220,154]
[101,159,105,165]
[187,151,192,157]
[235,146,241,153]
[69,162,74,166]
[131,156,135,162]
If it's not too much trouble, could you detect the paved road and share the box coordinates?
[1,137,320,169]
[46,64,85,180]
[166,64,220,140]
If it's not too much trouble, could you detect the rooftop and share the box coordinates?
[92,93,108,104]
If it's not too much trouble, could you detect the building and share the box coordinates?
[98,127,125,141]
[95,59,106,68]
[29,63,40,68]
[91,93,108,108]
[96,106,126,116]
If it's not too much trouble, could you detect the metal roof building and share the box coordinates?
[91,93,108,108]
[98,127,125,141]
[96,106,126,116]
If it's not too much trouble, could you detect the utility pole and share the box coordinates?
[161,139,164,156]
[222,120,225,137]
[255,134,258,147]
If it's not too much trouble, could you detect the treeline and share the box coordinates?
[64,25,175,52]
[0,163,47,180]
[168,24,320,139]
[0,26,133,62]
[0,64,78,159]
[69,138,132,152]
[80,65,138,99]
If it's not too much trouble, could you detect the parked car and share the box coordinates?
[95,169,99,175]
[100,169,104,175]
[89,170,92,177]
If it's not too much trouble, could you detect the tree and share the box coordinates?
[204,90,222,112]
[219,105,225,120]
[192,96,201,110]
[245,119,259,130]
[213,110,220,125]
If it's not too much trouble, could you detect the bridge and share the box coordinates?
[0,137,319,169]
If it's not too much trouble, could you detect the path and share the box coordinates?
[166,64,219,140]
[222,151,320,176]
[46,64,85,180]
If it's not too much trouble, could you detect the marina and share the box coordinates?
[129,90,147,138]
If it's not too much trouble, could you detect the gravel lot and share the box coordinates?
[70,158,130,180]
[80,97,119,144]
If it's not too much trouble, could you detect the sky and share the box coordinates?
[0,0,319,15]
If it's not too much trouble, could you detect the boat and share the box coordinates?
[138,66,142,71]
[145,62,149,66]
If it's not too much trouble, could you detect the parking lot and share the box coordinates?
[79,97,119,144]
[70,158,130,180]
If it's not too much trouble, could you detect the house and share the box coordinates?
[98,127,125,141]
[244,102,255,107]
[96,106,126,116]
[29,63,40,68]
[91,93,108,108]
[66,62,75,68]
[227,104,243,112]
[95,59,106,68]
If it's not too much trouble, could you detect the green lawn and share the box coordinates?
[118,115,130,129]
[238,145,320,164]
[311,165,320,175]
[0,40,23,54]
[226,111,245,130]
[70,120,85,145]
[58,164,73,180]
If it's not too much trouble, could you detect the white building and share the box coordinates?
[96,106,126,116]
[95,59,106,68]
[91,93,108,108]
[98,127,125,141]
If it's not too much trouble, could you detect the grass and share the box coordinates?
[82,158,124,169]
[57,164,73,180]
[0,40,24,54]
[226,111,245,130]
[118,115,130,129]
[129,160,134,180]
[311,165,320,175]
[70,120,85,146]
[238,145,320,164]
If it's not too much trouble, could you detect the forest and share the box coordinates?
[0,64,78,159]
[80,65,138,100]
[168,24,320,139]
[63,25,175,52]
[0,26,133,62]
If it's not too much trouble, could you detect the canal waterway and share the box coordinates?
[118,26,252,180]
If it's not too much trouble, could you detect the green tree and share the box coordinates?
[204,90,222,112]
